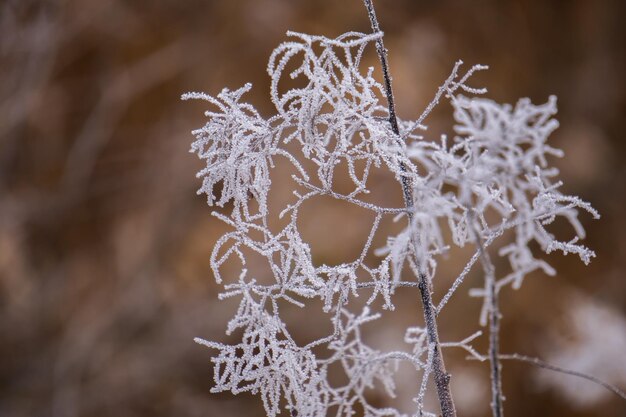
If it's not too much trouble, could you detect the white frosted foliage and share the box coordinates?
[184,28,598,417]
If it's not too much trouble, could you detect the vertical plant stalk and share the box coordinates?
[469,212,504,417]
[362,1,457,416]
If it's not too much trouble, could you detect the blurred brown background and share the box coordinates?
[1,1,625,416]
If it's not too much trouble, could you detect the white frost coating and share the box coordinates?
[184,28,598,417]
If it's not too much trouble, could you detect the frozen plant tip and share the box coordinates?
[185,1,604,416]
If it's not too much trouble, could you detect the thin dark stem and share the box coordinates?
[469,215,504,417]
[498,354,626,402]
[362,0,399,136]
[362,0,411,201]
[488,276,503,416]
[362,1,457,416]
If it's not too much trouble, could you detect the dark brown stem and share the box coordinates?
[469,215,504,417]
[488,276,504,417]
[362,1,457,416]
[498,354,626,401]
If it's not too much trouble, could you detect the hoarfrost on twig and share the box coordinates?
[185,10,601,416]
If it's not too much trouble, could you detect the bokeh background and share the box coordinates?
[1,0,625,416]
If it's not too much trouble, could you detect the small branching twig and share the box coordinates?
[469,354,626,402]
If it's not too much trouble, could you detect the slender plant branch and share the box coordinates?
[401,60,487,140]
[294,177,407,214]
[468,211,504,417]
[356,281,420,289]
[363,1,457,416]
[498,354,626,402]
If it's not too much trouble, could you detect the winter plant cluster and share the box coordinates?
[184,2,600,416]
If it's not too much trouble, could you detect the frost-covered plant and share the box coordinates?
[184,1,601,416]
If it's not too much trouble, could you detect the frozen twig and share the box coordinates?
[363,1,457,416]
[468,210,504,417]
[469,354,626,402]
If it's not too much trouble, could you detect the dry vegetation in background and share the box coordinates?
[1,1,625,416]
